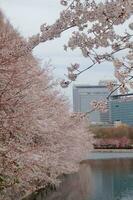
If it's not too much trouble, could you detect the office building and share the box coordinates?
[109,93,133,126]
[73,84,110,123]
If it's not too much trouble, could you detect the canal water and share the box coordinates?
[29,153,133,200]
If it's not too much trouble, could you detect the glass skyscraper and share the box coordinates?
[109,94,133,126]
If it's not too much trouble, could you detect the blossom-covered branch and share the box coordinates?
[28,1,133,98]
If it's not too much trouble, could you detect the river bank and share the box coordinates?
[92,149,133,152]
[24,154,133,200]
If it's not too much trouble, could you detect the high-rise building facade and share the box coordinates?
[109,93,133,125]
[73,82,133,125]
[73,84,110,123]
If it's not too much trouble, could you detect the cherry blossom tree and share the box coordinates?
[2,0,132,93]
[0,0,133,198]
[59,0,133,96]
[23,0,133,111]
[0,11,93,200]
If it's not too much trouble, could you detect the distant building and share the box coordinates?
[109,93,133,126]
[73,84,110,123]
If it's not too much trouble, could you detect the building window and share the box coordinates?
[115,105,119,108]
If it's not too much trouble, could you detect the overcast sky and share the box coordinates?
[0,0,115,104]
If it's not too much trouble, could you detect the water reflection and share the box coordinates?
[85,159,133,200]
[45,158,133,200]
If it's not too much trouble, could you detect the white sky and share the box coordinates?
[0,0,115,104]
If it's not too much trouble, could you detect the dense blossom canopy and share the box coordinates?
[0,11,93,200]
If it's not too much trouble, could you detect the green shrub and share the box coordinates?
[91,124,133,140]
